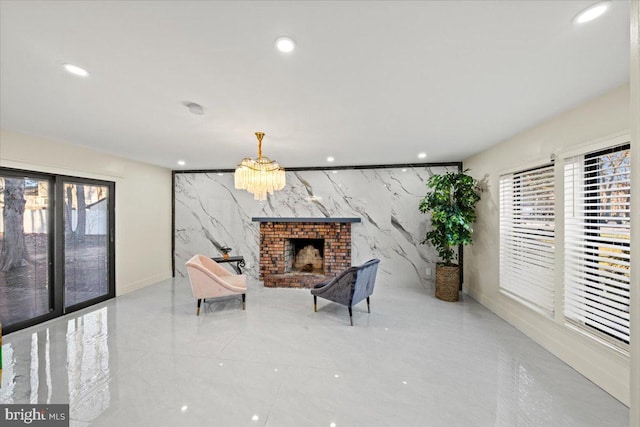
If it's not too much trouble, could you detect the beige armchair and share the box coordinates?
[185,254,247,316]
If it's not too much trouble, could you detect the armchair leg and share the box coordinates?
[197,299,202,316]
[367,297,370,313]
[242,293,246,310]
[348,307,353,326]
[313,295,317,312]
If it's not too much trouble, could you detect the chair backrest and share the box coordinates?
[351,259,380,306]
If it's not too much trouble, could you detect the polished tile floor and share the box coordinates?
[0,275,629,426]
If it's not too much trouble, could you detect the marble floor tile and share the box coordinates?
[0,276,629,426]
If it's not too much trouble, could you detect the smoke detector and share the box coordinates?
[183,101,204,115]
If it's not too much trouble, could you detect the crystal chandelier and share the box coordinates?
[234,132,286,200]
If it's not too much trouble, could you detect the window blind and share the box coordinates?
[499,164,555,315]
[564,145,631,346]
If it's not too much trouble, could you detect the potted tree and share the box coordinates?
[419,170,481,302]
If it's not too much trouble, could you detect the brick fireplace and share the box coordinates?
[253,217,361,288]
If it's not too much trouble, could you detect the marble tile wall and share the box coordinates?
[174,165,458,288]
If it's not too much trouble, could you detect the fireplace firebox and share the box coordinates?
[252,217,361,288]
[286,238,325,273]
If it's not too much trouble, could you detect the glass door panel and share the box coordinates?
[0,174,52,328]
[63,182,110,308]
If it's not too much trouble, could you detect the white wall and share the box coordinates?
[463,84,631,405]
[0,129,173,295]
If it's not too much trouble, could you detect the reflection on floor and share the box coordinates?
[0,276,630,426]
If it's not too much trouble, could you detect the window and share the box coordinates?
[499,164,556,316]
[564,144,630,348]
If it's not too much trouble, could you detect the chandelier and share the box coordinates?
[234,132,286,201]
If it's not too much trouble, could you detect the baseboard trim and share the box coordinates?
[117,271,172,296]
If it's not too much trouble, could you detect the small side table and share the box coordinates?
[211,256,246,274]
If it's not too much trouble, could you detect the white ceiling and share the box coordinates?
[0,1,630,170]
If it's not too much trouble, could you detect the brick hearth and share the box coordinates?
[254,218,360,288]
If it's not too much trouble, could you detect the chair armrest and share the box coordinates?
[218,274,247,292]
[200,256,234,277]
[310,267,357,296]
[313,281,330,289]
[186,261,247,292]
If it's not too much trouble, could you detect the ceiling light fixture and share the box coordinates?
[327,156,334,162]
[177,160,186,166]
[573,1,611,24]
[63,63,89,77]
[275,36,296,53]
[418,153,427,159]
[235,132,286,200]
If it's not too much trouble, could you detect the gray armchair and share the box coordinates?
[311,259,380,326]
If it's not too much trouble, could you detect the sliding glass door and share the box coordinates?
[0,172,54,329]
[0,169,115,334]
[62,180,113,309]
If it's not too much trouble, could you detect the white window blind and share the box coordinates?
[499,164,555,315]
[564,144,631,347]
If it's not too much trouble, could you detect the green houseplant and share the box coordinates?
[419,170,481,301]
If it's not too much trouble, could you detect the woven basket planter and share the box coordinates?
[435,264,460,302]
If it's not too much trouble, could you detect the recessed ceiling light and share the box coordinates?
[327,156,334,162]
[181,405,188,412]
[275,36,296,53]
[573,1,610,24]
[418,153,427,159]
[217,173,223,176]
[63,63,89,77]
[177,160,186,166]
[401,168,407,172]
[251,415,260,421]
[332,170,338,174]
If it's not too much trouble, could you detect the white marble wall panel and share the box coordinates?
[174,166,457,288]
